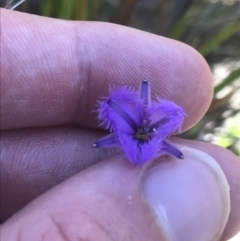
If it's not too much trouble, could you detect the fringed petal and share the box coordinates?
[118,134,161,165]
[147,99,185,139]
[97,86,144,134]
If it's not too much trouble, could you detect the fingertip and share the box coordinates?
[171,138,240,240]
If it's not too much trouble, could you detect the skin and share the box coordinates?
[0,9,240,241]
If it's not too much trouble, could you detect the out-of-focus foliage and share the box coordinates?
[214,67,240,94]
[215,112,240,156]
[9,0,240,156]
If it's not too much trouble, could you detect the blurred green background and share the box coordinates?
[3,0,240,156]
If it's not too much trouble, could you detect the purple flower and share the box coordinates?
[93,80,185,165]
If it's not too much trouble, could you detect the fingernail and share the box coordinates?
[143,146,230,241]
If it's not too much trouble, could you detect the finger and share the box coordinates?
[1,9,213,130]
[1,129,240,240]
[0,126,113,222]
[1,146,230,241]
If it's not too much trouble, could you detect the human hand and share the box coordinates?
[1,9,240,241]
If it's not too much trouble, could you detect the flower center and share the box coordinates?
[134,128,149,141]
[134,119,151,141]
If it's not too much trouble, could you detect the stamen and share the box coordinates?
[107,99,138,131]
[150,117,169,131]
[163,140,184,159]
[93,134,118,148]
[140,80,151,105]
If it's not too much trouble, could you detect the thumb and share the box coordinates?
[1,146,230,241]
